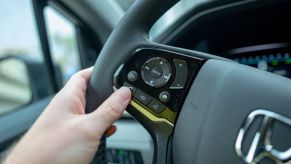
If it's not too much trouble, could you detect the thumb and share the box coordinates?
[88,87,131,135]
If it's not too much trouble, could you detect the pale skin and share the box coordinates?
[3,67,131,164]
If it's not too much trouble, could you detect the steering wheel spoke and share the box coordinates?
[111,45,208,164]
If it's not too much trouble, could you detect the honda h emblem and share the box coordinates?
[235,110,291,164]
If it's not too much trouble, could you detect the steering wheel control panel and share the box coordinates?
[113,48,204,125]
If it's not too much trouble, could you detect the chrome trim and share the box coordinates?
[235,109,291,164]
[113,64,124,87]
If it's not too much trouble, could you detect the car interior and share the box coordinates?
[0,0,290,164]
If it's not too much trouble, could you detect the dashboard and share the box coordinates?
[225,43,291,78]
[167,0,291,79]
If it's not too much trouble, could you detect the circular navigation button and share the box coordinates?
[150,67,163,79]
[141,57,172,88]
[159,91,170,103]
[127,71,138,82]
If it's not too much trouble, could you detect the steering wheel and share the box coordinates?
[85,0,291,163]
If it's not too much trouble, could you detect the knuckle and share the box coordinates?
[70,72,80,80]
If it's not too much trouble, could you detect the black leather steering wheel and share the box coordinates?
[85,0,291,163]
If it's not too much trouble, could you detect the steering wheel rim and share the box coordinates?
[86,0,291,164]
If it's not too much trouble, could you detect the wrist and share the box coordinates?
[3,132,50,164]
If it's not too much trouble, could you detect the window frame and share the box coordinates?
[32,0,102,93]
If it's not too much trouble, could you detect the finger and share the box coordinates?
[105,125,117,137]
[56,67,93,109]
[64,67,93,94]
[88,87,131,134]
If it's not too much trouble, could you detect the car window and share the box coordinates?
[0,1,43,61]
[44,7,80,85]
[0,0,49,115]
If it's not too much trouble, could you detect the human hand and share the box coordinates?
[4,67,131,164]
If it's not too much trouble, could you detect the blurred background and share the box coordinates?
[0,0,80,114]
[0,0,207,116]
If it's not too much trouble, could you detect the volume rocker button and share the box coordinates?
[170,59,188,89]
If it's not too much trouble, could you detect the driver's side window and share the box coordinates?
[0,0,80,116]
[0,0,48,115]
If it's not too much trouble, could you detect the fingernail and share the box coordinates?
[115,87,131,106]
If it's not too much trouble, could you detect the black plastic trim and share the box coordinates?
[0,97,52,144]
[32,0,58,93]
